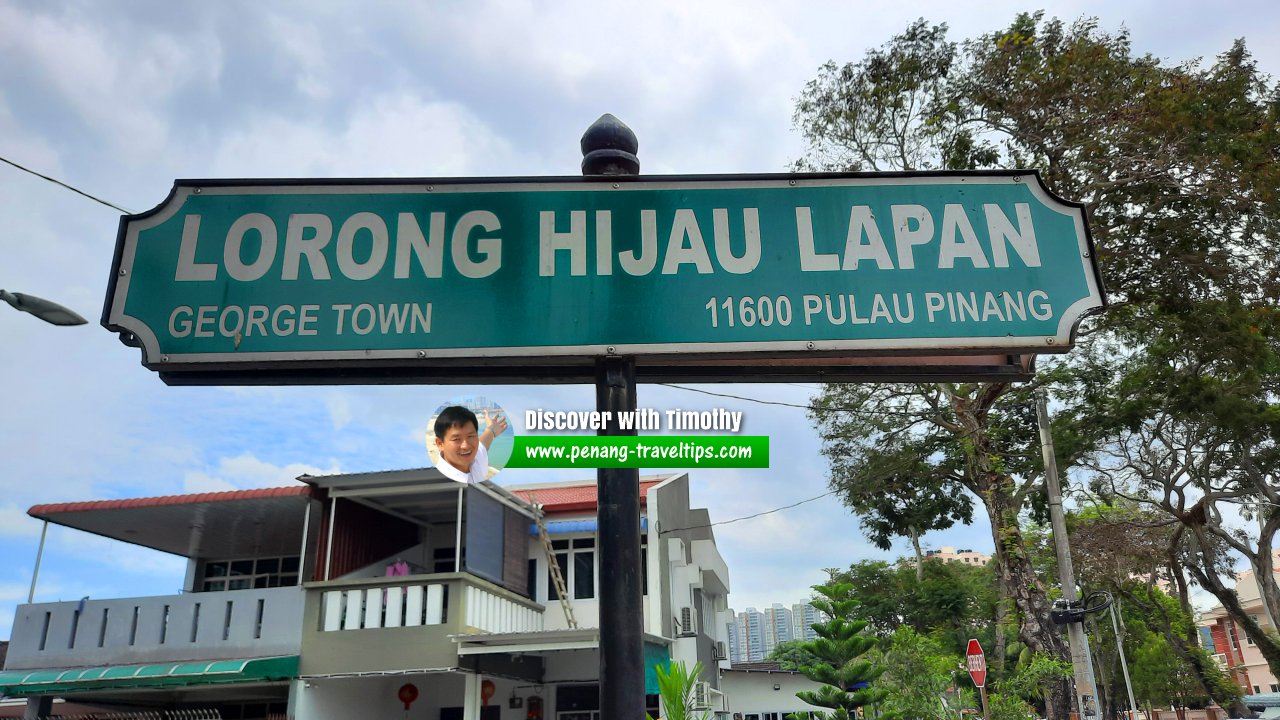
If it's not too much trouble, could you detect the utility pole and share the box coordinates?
[1036,389,1100,720]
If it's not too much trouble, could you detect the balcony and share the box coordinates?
[300,572,544,676]
[5,587,304,671]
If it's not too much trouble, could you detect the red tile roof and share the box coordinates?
[29,485,313,517]
[511,479,664,513]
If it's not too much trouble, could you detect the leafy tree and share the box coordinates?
[797,13,1280,718]
[873,627,967,720]
[1131,636,1211,716]
[994,653,1073,719]
[1070,319,1280,680]
[811,365,1070,713]
[1069,504,1249,716]
[987,691,1040,720]
[768,640,822,671]
[785,581,888,720]
[830,559,998,654]
[833,445,973,579]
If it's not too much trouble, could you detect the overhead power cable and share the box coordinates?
[0,154,132,214]
[658,382,925,419]
[658,489,840,535]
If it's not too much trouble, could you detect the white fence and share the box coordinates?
[321,583,448,631]
[462,583,544,633]
[318,580,543,634]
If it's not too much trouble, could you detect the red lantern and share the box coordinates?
[398,683,419,710]
[481,679,496,706]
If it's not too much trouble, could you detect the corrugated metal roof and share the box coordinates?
[725,661,798,673]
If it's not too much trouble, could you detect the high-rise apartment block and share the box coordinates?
[726,602,828,663]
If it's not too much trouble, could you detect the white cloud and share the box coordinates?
[0,3,218,163]
[184,452,342,493]
[210,93,526,178]
[326,392,353,432]
[260,12,333,101]
[0,505,41,538]
[0,582,31,603]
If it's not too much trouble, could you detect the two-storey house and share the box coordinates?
[0,470,732,720]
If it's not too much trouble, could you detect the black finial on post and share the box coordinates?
[580,113,639,176]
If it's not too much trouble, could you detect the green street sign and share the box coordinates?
[103,172,1104,383]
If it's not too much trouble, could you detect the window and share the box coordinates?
[548,538,596,600]
[1271,684,1280,693]
[434,547,462,573]
[557,683,599,720]
[201,556,299,592]
[573,539,595,599]
[641,534,648,595]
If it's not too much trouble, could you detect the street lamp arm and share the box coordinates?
[0,289,88,326]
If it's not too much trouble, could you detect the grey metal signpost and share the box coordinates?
[582,114,645,720]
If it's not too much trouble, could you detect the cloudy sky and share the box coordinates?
[2,0,1277,639]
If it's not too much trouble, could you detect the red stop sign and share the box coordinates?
[966,639,987,687]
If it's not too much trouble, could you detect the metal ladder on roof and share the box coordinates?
[530,493,577,629]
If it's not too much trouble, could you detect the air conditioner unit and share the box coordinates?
[680,606,698,635]
[692,681,711,710]
[713,641,727,660]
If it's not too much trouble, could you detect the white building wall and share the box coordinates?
[292,672,569,720]
[720,671,825,718]
[291,672,467,720]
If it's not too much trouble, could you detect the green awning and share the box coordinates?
[0,655,298,697]
[644,642,672,695]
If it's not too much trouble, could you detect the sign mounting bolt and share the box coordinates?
[417,350,426,358]
[606,346,616,354]
[1045,337,1055,345]
[193,188,202,194]
[161,355,169,363]
[119,269,127,276]
[806,342,815,350]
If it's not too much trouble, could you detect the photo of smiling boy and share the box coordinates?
[431,405,508,484]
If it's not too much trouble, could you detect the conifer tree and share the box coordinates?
[786,581,888,720]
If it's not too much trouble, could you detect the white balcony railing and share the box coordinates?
[315,574,543,635]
